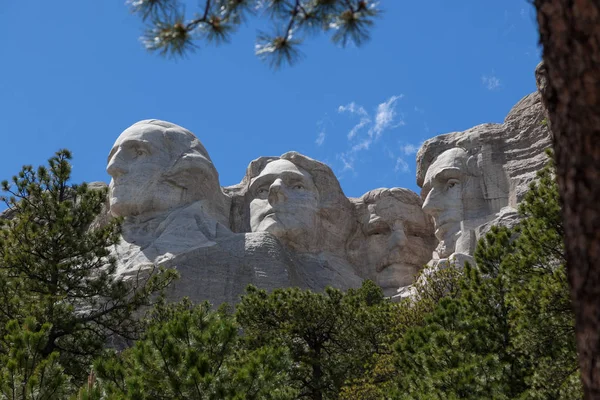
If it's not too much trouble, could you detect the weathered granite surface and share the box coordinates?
[396,89,552,297]
[104,120,434,305]
[0,83,551,305]
[348,188,435,297]
[85,83,554,304]
[417,91,551,262]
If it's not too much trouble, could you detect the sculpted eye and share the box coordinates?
[293,184,304,190]
[367,221,390,236]
[369,227,390,236]
[446,179,460,190]
[255,186,269,198]
[130,145,148,158]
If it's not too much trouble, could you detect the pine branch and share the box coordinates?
[129,0,381,68]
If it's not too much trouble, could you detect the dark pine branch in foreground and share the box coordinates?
[127,0,380,68]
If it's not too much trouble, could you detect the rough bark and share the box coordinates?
[533,1,600,397]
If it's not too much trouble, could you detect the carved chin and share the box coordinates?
[257,216,317,251]
[109,197,128,217]
[435,221,461,242]
[436,231,461,259]
[109,185,136,216]
[109,199,140,218]
[259,218,285,236]
[109,195,154,217]
[376,263,420,288]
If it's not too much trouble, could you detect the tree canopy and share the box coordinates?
[127,0,380,67]
[392,156,580,399]
[0,150,177,387]
[0,151,580,399]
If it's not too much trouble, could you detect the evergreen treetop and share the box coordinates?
[0,150,177,384]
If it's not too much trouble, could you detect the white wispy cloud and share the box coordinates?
[338,102,368,116]
[394,157,409,173]
[338,102,371,139]
[482,74,501,90]
[393,142,421,174]
[315,131,326,146]
[337,154,355,171]
[400,143,418,155]
[326,94,414,177]
[370,95,404,139]
[351,139,371,152]
[385,146,395,159]
[347,118,371,140]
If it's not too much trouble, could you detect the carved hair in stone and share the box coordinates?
[416,88,551,263]
[348,188,435,296]
[419,141,515,259]
[106,120,234,271]
[107,119,229,226]
[232,152,356,254]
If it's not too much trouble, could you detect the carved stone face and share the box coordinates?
[249,159,319,249]
[421,148,467,252]
[107,121,220,218]
[351,190,433,291]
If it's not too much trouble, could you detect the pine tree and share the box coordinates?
[396,227,524,399]
[505,156,580,399]
[394,155,581,399]
[0,150,177,384]
[0,318,70,400]
[94,298,295,399]
[127,0,380,68]
[532,2,600,392]
[235,280,395,400]
[337,268,462,400]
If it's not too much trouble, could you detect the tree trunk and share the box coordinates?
[533,1,600,398]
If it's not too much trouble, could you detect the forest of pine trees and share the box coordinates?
[0,151,579,399]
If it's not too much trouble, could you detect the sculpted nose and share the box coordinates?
[268,178,288,205]
[422,189,441,217]
[389,223,408,250]
[106,150,126,178]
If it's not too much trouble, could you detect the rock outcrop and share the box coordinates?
[416,91,551,262]
[395,89,552,298]
[0,80,551,306]
[104,120,434,305]
[99,82,551,304]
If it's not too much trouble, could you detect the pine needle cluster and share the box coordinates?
[127,0,380,67]
[0,150,177,387]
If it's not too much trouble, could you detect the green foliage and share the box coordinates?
[0,318,70,400]
[507,154,578,399]
[393,155,582,399]
[128,0,380,68]
[0,150,580,399]
[94,298,295,399]
[236,280,396,400]
[396,228,525,399]
[0,150,177,384]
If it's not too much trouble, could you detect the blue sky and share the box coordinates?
[0,1,541,200]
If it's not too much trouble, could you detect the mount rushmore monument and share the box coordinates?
[103,82,551,305]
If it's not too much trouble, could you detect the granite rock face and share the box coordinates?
[97,87,550,305]
[416,91,551,261]
[105,121,432,305]
[395,90,552,297]
[0,85,552,305]
[348,188,436,297]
